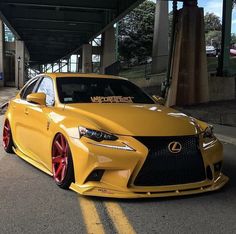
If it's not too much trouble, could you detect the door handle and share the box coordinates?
[24,108,29,115]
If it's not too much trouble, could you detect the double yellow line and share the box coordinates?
[79,197,136,234]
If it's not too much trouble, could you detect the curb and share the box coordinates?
[216,134,236,146]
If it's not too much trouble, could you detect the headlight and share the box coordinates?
[79,127,118,142]
[203,125,215,139]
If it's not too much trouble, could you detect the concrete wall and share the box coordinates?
[130,74,236,102]
[209,75,235,101]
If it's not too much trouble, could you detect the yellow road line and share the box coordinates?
[105,202,136,234]
[79,197,105,234]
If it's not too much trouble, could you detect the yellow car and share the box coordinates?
[3,73,228,198]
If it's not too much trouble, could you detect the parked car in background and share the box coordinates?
[206,46,217,57]
[230,48,236,57]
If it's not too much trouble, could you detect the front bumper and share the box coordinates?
[69,135,229,198]
[70,173,229,198]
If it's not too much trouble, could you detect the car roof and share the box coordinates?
[39,73,127,80]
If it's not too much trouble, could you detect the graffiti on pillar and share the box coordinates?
[0,72,3,80]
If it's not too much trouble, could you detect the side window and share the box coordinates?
[37,77,55,106]
[21,80,38,100]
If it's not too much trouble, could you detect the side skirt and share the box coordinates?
[13,146,53,176]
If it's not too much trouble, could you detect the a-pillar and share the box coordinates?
[151,0,169,74]
[0,20,5,87]
[15,40,25,89]
[82,44,92,73]
[101,26,116,74]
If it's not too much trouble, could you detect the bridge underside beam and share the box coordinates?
[0,0,144,65]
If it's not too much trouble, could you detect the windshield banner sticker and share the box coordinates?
[91,96,134,103]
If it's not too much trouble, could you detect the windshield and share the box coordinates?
[56,77,155,104]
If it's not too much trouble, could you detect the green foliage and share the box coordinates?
[205,30,221,48]
[118,0,156,66]
[204,12,222,33]
[231,33,236,45]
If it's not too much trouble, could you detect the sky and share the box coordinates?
[165,0,236,33]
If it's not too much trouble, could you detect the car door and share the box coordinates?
[11,78,40,161]
[24,76,56,170]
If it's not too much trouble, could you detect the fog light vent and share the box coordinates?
[206,166,213,180]
[214,161,222,172]
[85,169,104,182]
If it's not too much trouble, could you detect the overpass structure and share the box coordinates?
[0,0,145,64]
[0,0,235,106]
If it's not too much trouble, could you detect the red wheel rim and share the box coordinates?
[52,133,69,183]
[3,119,11,150]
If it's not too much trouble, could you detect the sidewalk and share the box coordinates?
[0,87,18,108]
[177,99,236,127]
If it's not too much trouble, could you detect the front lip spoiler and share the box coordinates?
[70,173,229,199]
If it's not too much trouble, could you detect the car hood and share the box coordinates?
[65,103,199,136]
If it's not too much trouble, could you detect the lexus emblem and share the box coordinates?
[168,142,182,154]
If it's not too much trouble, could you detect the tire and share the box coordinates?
[2,119,14,153]
[52,133,74,189]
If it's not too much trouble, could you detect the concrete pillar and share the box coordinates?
[218,0,232,76]
[15,40,25,89]
[166,1,209,106]
[101,26,116,74]
[0,20,5,87]
[78,52,83,73]
[82,44,92,73]
[151,0,169,74]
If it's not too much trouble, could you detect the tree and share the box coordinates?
[204,12,222,33]
[118,0,156,66]
[205,31,222,48]
[231,33,236,46]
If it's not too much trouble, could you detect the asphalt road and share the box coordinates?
[0,115,236,234]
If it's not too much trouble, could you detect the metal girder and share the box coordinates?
[1,0,117,11]
[13,21,99,32]
[12,18,101,25]
[5,8,105,23]
[0,0,145,64]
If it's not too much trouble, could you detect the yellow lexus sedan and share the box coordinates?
[2,73,228,198]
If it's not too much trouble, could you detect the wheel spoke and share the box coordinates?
[52,156,62,164]
[61,165,66,182]
[63,141,68,154]
[4,125,9,132]
[55,163,63,178]
[60,134,65,150]
[55,140,63,153]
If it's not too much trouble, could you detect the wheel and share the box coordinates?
[52,133,74,189]
[2,119,14,153]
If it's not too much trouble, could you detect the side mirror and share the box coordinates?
[26,93,46,106]
[152,95,165,105]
